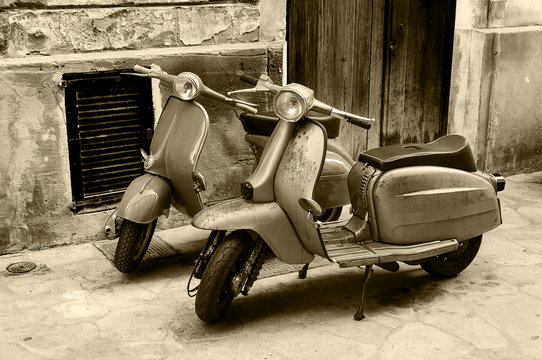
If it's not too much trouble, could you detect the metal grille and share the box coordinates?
[64,70,154,213]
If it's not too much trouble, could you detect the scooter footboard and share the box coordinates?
[325,238,459,268]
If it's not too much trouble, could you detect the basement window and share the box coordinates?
[64,70,154,213]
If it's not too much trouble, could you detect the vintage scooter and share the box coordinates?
[103,65,257,273]
[189,75,505,323]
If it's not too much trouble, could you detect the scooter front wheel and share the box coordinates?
[195,231,252,323]
[114,219,157,273]
[421,235,482,278]
[317,206,343,222]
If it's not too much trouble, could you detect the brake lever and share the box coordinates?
[230,98,259,108]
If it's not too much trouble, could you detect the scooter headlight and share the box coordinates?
[273,90,307,122]
[173,73,201,100]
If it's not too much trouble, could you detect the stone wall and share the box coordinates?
[0,0,286,253]
[449,0,542,174]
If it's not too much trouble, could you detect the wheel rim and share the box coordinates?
[133,223,153,261]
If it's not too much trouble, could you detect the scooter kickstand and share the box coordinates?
[354,264,373,321]
[298,263,310,279]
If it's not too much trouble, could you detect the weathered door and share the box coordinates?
[287,0,386,156]
[288,0,456,151]
[382,0,456,145]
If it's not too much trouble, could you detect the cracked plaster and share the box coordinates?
[1,3,261,57]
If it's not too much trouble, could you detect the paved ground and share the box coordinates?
[0,172,541,360]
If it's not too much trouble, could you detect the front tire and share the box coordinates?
[195,231,252,323]
[114,219,157,273]
[421,235,482,278]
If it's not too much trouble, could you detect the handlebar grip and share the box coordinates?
[240,74,259,86]
[133,65,152,74]
[346,116,374,130]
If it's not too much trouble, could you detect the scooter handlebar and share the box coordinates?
[133,65,177,83]
[133,65,152,74]
[240,74,259,86]
[346,115,374,130]
[327,107,375,130]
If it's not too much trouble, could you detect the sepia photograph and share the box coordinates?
[0,0,541,358]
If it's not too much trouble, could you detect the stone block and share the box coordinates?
[448,28,495,169]
[455,0,490,30]
[449,26,542,174]
[1,3,260,57]
[259,0,286,42]
[488,0,542,28]
[485,28,542,174]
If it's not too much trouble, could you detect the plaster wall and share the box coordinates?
[0,0,286,253]
[449,0,542,174]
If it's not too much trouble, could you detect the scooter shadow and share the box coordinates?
[116,254,197,283]
[214,266,454,327]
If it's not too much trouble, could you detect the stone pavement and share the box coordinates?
[0,172,541,360]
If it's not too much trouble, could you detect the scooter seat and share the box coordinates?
[358,134,477,172]
[239,111,341,139]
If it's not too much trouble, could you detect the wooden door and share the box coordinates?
[382,0,456,145]
[288,0,457,152]
[287,0,386,156]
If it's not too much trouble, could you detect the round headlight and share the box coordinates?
[273,90,307,122]
[173,74,200,100]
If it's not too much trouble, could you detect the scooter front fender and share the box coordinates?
[192,198,314,264]
[117,174,172,224]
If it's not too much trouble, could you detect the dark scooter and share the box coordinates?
[189,74,505,323]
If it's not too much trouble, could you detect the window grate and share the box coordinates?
[64,70,154,213]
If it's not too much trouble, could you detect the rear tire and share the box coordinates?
[195,231,252,323]
[421,235,482,278]
[114,219,157,273]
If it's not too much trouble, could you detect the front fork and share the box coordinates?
[188,230,265,297]
[192,230,225,280]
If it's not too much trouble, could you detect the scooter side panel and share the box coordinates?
[274,121,328,258]
[147,97,209,216]
[373,166,501,244]
[191,198,315,264]
[117,174,171,224]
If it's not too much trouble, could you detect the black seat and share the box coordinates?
[358,134,477,172]
[239,111,341,139]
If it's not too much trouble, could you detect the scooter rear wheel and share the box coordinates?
[114,219,157,273]
[195,231,252,323]
[421,235,482,278]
